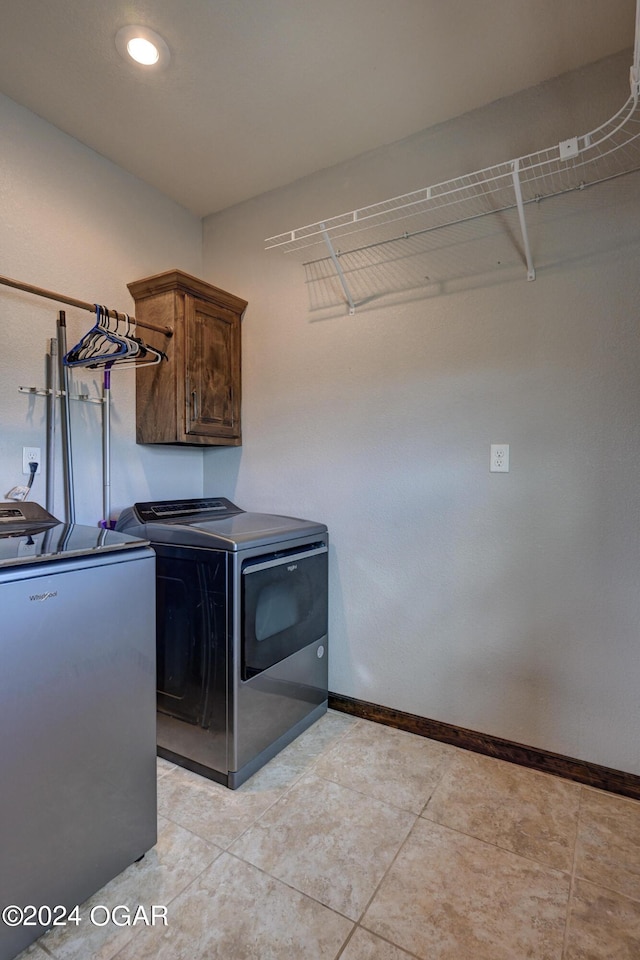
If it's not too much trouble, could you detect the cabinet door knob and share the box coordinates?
[191,389,198,420]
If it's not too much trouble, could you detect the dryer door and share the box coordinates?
[241,542,328,680]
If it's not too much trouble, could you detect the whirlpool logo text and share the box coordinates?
[29,591,58,602]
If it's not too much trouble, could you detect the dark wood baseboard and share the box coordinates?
[328,692,640,801]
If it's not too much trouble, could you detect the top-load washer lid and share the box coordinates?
[0,502,150,569]
[116,497,327,551]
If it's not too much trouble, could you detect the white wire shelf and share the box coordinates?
[266,1,640,312]
[267,95,640,256]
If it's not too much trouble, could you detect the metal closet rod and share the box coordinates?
[0,273,173,338]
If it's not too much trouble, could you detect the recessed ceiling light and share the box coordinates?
[115,25,170,69]
[127,37,159,65]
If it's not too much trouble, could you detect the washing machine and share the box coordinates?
[0,502,156,960]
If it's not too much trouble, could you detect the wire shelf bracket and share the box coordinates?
[511,159,536,281]
[321,224,356,314]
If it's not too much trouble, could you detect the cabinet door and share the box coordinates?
[185,295,241,442]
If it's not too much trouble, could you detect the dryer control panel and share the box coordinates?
[131,497,244,523]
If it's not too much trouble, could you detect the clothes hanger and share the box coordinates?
[101,313,167,367]
[64,306,166,368]
[64,305,131,367]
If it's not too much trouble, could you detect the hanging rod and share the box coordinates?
[0,273,173,338]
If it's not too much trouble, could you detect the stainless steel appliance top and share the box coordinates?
[0,501,150,569]
[116,497,327,552]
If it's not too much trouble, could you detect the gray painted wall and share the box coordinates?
[0,94,204,523]
[202,51,640,774]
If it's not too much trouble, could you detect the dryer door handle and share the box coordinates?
[242,545,327,575]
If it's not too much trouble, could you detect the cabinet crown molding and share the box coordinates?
[128,269,248,315]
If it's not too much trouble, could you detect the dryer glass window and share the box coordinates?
[155,549,227,732]
[241,544,328,679]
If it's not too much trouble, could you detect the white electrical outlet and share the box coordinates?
[22,446,42,475]
[17,537,38,557]
[490,443,509,472]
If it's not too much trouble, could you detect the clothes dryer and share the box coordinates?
[117,497,328,787]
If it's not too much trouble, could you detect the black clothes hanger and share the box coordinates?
[64,305,166,369]
[64,305,130,367]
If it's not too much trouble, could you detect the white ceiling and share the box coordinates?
[0,0,636,218]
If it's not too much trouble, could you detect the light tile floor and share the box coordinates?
[18,710,640,960]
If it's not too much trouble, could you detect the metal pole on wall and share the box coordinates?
[56,311,76,523]
[45,338,58,513]
[101,364,114,528]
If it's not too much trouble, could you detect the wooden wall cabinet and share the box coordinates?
[128,270,247,446]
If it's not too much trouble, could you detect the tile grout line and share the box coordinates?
[155,713,362,854]
[561,785,584,960]
[219,718,368,852]
[221,768,421,925]
[347,800,580,960]
[351,811,421,933]
[569,786,640,907]
[569,873,640,906]
[220,812,425,958]
[334,924,424,960]
[418,750,458,819]
[100,750,326,960]
[416,813,576,876]
[311,722,458,818]
[418,751,584,875]
[104,842,230,960]
[222,846,358,923]
[218,720,430,950]
[311,768,442,818]
[43,816,226,960]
